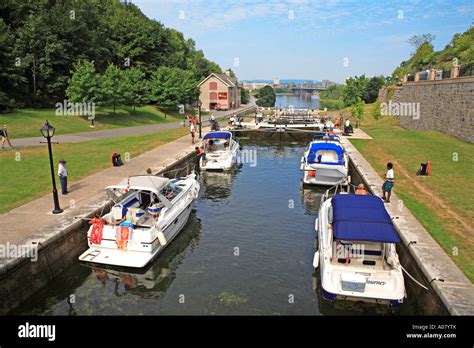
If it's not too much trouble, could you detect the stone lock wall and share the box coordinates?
[397,77,474,143]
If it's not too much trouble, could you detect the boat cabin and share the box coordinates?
[328,194,401,269]
[203,131,233,152]
[307,142,344,165]
[104,176,183,227]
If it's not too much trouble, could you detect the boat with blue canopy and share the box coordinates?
[313,190,406,307]
[300,136,349,185]
[200,131,240,171]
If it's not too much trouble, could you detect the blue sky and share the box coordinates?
[132,0,473,83]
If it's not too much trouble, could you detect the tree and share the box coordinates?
[66,60,100,104]
[240,88,250,104]
[149,66,199,108]
[100,64,126,114]
[0,0,221,111]
[123,67,149,112]
[371,100,382,120]
[255,85,276,107]
[0,19,25,111]
[350,100,365,120]
[366,76,385,104]
[343,75,368,106]
[407,34,436,52]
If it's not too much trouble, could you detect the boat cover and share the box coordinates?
[331,194,401,243]
[203,131,231,140]
[307,142,344,164]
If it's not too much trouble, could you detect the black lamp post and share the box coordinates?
[197,99,202,139]
[40,120,63,214]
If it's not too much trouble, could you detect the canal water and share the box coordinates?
[13,141,416,315]
[275,93,320,109]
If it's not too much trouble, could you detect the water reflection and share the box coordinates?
[300,185,326,215]
[200,166,241,201]
[86,214,203,301]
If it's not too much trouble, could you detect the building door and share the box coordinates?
[210,103,218,110]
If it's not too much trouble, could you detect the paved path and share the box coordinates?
[11,105,256,148]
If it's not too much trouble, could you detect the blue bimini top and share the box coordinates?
[331,194,401,243]
[307,142,344,165]
[203,131,231,140]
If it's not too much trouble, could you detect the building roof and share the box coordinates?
[331,194,401,243]
[198,72,238,88]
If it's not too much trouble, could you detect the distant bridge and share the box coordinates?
[291,80,335,94]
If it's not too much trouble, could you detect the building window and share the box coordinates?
[210,82,217,90]
[210,92,217,100]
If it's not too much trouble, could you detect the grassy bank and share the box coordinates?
[351,115,474,281]
[0,127,189,214]
[0,105,190,139]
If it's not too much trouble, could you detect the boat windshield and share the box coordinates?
[160,183,183,201]
[205,138,229,152]
[106,188,137,204]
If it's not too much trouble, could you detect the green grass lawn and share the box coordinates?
[0,127,188,214]
[0,105,193,138]
[351,115,474,281]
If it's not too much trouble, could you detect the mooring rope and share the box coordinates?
[400,264,430,291]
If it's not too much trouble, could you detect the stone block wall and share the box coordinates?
[397,77,474,143]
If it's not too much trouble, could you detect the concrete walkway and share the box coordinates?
[12,105,257,148]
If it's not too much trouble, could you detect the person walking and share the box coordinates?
[1,124,14,149]
[58,159,69,195]
[190,122,196,144]
[382,162,394,203]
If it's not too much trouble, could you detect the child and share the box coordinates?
[382,162,394,203]
[190,123,196,144]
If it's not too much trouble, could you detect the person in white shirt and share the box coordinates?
[229,115,236,126]
[382,162,394,203]
[58,159,69,195]
[210,114,215,121]
[189,123,196,144]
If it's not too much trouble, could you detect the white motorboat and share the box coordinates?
[300,134,349,186]
[79,174,200,268]
[313,190,405,307]
[200,131,240,171]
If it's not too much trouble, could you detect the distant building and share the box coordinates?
[198,71,241,111]
[241,82,271,91]
[273,78,280,87]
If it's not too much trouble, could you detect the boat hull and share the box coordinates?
[79,202,193,268]
[303,164,348,186]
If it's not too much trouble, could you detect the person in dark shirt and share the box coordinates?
[1,124,13,149]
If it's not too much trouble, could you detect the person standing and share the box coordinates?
[190,123,196,144]
[382,162,394,203]
[1,124,13,149]
[58,159,69,195]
